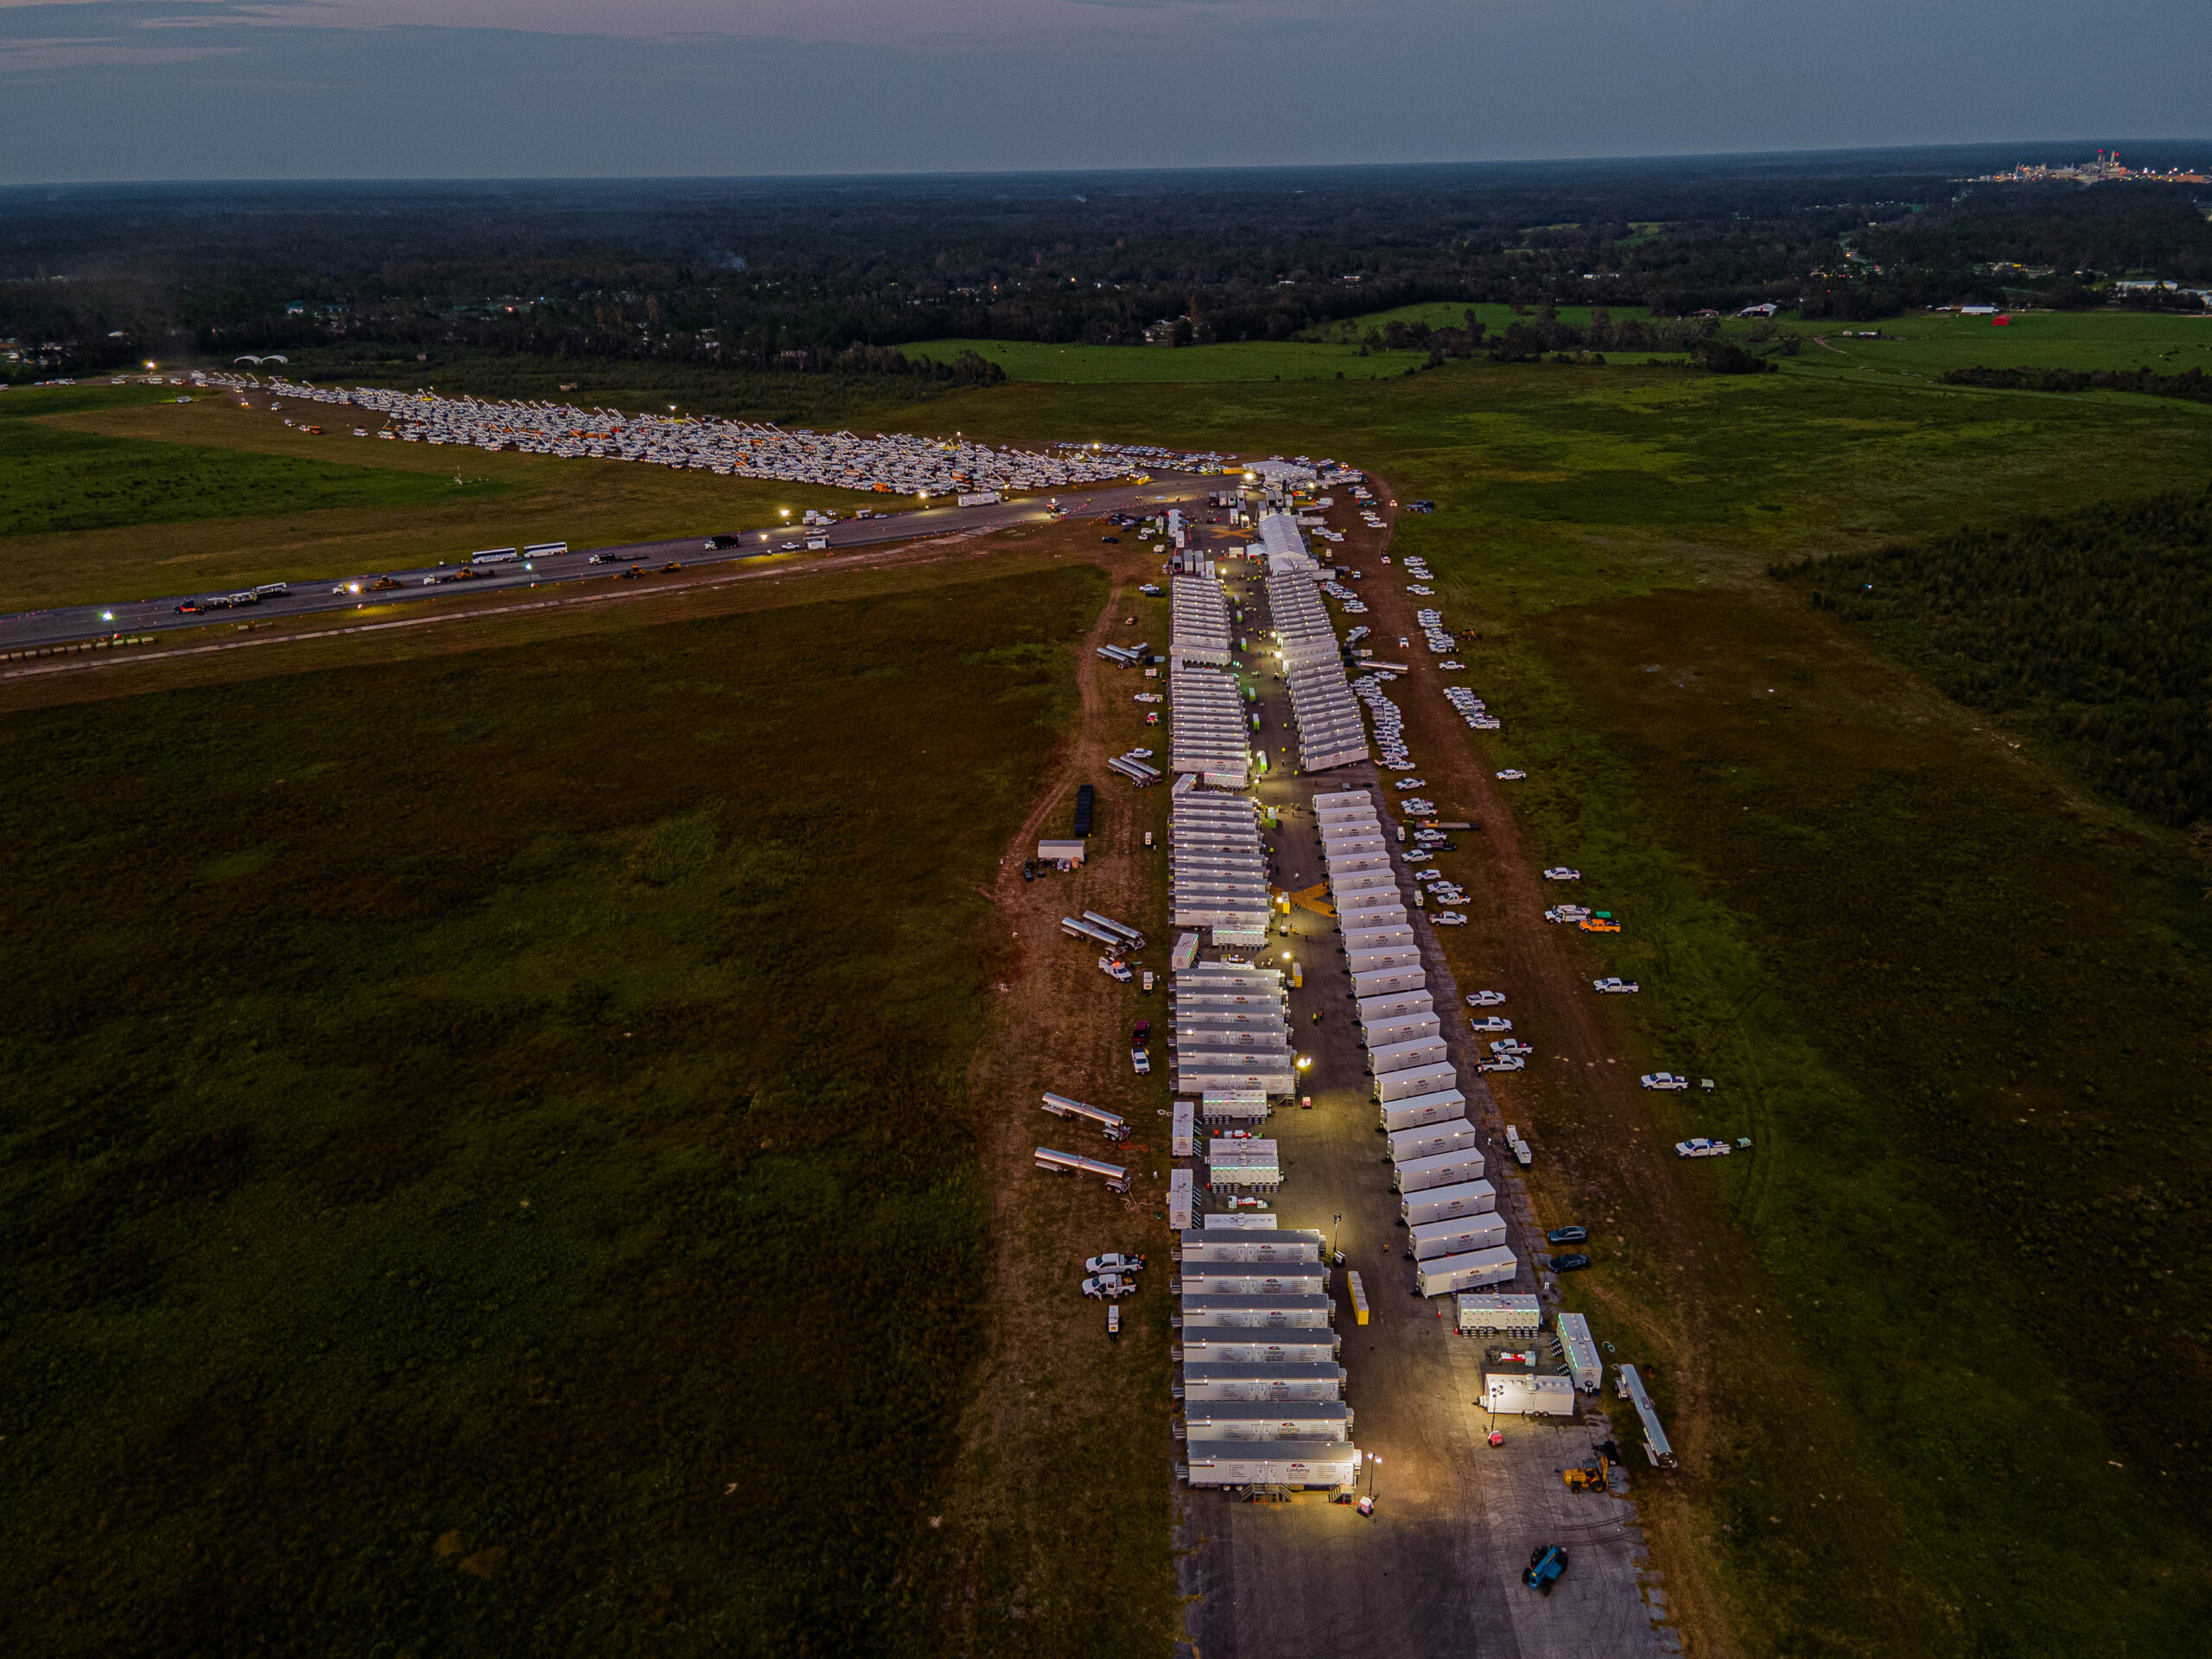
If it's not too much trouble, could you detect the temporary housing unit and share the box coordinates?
[1389,1119,1481,1166]
[1181,1400,1353,1443]
[1177,1227,1324,1263]
[1204,1138,1282,1192]
[1557,1312,1604,1394]
[1183,1439,1359,1491]
[1400,1179,1497,1227]
[1394,1146,1486,1192]
[1482,1373,1575,1418]
[1378,1087,1469,1134]
[1414,1245,1519,1297]
[1179,1261,1331,1297]
[1178,1361,1346,1402]
[1455,1294,1541,1336]
[1408,1212,1510,1261]
[1177,1294,1334,1330]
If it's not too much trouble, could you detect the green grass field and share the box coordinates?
[901,336,1427,382]
[0,383,475,541]
[0,566,1107,1656]
[1793,306,2212,382]
[0,386,880,611]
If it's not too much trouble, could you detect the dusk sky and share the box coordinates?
[2,0,2207,183]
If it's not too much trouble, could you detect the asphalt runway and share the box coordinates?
[0,477,1209,653]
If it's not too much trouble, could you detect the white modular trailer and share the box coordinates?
[1198,1093,1271,1125]
[1179,1261,1331,1296]
[1342,925,1417,955]
[1332,871,1400,897]
[1172,1100,1196,1157]
[1178,1294,1334,1329]
[1172,995,1287,1017]
[1389,1118,1482,1166]
[1373,1061,1457,1103]
[1400,1179,1497,1227]
[1179,1070,1294,1099]
[1182,1400,1353,1442]
[1482,1373,1575,1418]
[1184,1439,1360,1490]
[1319,836,1389,859]
[1197,1213,1279,1230]
[1205,1141,1282,1189]
[1316,809,1381,832]
[1616,1364,1677,1469]
[1414,1246,1519,1297]
[1037,838,1086,864]
[1368,1037,1448,1075]
[1346,949,1422,978]
[1361,1011,1442,1048]
[1175,1006,1287,1029]
[1456,1294,1542,1336]
[1557,1312,1604,1393]
[1325,855,1395,878]
[1395,1147,1487,1192]
[1313,790,1374,810]
[1335,887,1404,915]
[1357,988,1436,1022]
[1178,1227,1324,1263]
[1168,1167,1195,1230]
[1340,909,1410,938]
[1409,1212,1510,1261]
[1353,968,1427,1000]
[1179,1361,1345,1402]
[1378,1088,1470,1134]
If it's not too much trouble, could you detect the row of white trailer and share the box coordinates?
[1259,516,1370,773]
[1315,787,1522,1300]
[1171,957,1296,1103]
[1174,1218,1363,1490]
[1166,787,1273,946]
[1169,660,1253,787]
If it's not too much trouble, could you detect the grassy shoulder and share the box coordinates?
[0,564,1104,1656]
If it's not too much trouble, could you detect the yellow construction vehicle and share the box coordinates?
[1562,1455,1611,1494]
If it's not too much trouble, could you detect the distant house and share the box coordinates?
[1736,302,1780,318]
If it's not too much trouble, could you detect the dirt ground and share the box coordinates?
[917,514,1199,1656]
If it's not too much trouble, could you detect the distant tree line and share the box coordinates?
[1940,365,2212,404]
[4,170,2209,380]
[1783,485,2212,826]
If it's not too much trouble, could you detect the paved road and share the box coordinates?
[0,478,1211,652]
[1172,533,1669,1658]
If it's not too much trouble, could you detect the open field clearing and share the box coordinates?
[1795,307,2212,381]
[0,385,869,612]
[902,337,1427,382]
[0,563,1107,1656]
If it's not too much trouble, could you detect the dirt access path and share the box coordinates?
[1354,480,1733,1655]
[918,523,1191,1656]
